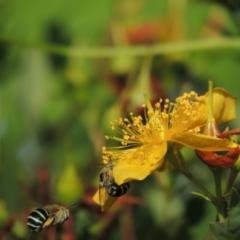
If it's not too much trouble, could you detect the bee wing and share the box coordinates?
[93,188,118,212]
[44,204,62,213]
[101,195,118,212]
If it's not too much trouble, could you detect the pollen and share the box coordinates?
[103,91,207,167]
[168,91,204,134]
[105,92,204,151]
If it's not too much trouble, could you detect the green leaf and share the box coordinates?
[225,188,240,210]
[210,189,240,240]
[191,191,211,202]
[55,158,83,202]
[210,221,227,240]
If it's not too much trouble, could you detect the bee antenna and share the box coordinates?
[68,202,79,209]
[98,163,105,166]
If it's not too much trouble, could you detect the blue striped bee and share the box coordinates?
[27,204,69,232]
[99,163,130,204]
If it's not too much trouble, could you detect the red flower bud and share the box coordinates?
[196,146,240,168]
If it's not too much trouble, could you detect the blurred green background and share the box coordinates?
[1,0,240,239]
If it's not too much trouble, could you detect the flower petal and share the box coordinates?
[113,159,165,185]
[113,163,151,185]
[108,142,167,168]
[172,132,238,151]
[187,88,236,129]
[210,88,236,125]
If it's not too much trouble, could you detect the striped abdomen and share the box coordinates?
[107,182,130,197]
[27,208,49,232]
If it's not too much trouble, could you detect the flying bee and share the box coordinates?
[99,162,130,208]
[27,204,75,232]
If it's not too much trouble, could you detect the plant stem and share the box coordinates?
[224,168,239,195]
[212,168,226,222]
[166,145,217,205]
[1,36,240,58]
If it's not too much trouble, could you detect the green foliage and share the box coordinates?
[55,158,83,202]
[1,0,240,239]
[210,189,240,240]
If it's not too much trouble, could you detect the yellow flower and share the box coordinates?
[93,88,237,210]
[103,88,236,185]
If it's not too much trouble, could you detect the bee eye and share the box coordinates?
[99,172,104,182]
